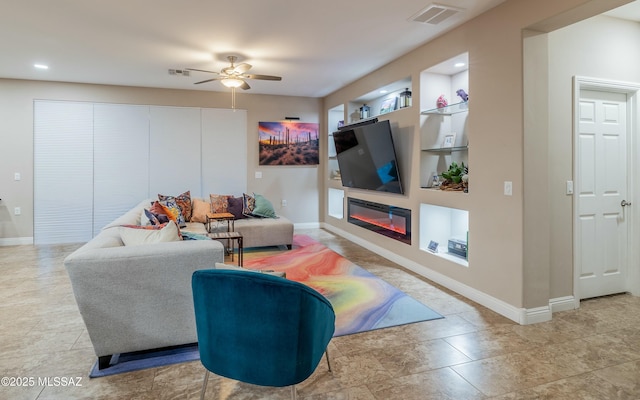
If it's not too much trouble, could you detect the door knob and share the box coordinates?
[621,200,632,207]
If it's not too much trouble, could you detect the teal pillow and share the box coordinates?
[251,193,277,218]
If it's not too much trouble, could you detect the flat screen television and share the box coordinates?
[332,119,404,194]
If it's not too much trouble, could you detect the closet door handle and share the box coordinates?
[621,200,631,207]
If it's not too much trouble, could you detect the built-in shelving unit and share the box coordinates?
[348,77,412,123]
[327,104,345,219]
[327,104,344,184]
[418,52,470,268]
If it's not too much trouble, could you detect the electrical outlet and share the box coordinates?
[14,172,21,181]
[504,181,513,196]
[281,199,287,207]
[255,171,262,179]
[14,207,21,215]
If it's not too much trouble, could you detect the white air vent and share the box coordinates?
[168,69,190,77]
[410,3,463,25]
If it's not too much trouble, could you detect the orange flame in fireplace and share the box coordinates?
[350,214,406,235]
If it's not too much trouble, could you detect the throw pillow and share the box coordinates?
[158,199,187,228]
[143,209,160,225]
[148,202,171,224]
[251,193,277,218]
[210,194,231,213]
[227,196,246,219]
[191,198,211,223]
[159,191,192,222]
[140,209,152,226]
[242,193,256,217]
[119,221,181,246]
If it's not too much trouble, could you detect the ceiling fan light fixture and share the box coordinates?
[221,78,244,88]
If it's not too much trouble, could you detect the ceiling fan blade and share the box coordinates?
[186,68,219,74]
[194,78,220,84]
[245,74,282,81]
[240,81,251,90]
[233,63,252,74]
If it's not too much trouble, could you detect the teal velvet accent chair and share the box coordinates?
[191,269,336,400]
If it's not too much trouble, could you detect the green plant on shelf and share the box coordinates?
[440,162,468,192]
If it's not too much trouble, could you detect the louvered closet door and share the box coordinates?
[34,101,94,244]
[201,108,247,196]
[93,103,150,234]
[149,106,202,198]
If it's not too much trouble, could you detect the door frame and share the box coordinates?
[573,76,640,306]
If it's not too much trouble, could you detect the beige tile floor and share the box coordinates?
[1,228,639,399]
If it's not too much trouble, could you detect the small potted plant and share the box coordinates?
[440,162,468,192]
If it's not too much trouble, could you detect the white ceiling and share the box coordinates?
[1,0,508,98]
[1,1,638,98]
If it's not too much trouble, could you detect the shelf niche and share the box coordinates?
[419,53,469,189]
[328,188,344,219]
[348,77,412,123]
[419,203,469,267]
[327,104,344,182]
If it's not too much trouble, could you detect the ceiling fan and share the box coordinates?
[186,55,282,90]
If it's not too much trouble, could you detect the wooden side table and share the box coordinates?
[206,212,235,233]
[207,231,243,266]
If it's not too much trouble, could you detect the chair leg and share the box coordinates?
[291,385,297,400]
[325,349,332,372]
[200,370,210,400]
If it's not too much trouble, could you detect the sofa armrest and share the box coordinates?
[64,240,224,357]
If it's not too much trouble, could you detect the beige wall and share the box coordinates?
[0,79,321,241]
[546,15,640,298]
[322,0,632,313]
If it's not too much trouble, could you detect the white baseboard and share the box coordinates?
[321,223,569,325]
[549,295,578,313]
[521,306,552,325]
[294,222,321,230]
[0,237,34,246]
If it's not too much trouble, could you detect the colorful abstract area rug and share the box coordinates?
[90,235,442,377]
[244,234,443,336]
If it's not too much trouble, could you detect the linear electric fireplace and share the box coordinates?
[347,198,411,244]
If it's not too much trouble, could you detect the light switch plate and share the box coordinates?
[504,181,513,196]
[566,180,574,195]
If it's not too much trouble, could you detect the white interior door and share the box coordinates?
[576,89,629,299]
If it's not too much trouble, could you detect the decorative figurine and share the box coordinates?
[436,95,448,109]
[456,89,469,102]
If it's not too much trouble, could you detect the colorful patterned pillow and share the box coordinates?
[191,198,211,223]
[242,193,255,217]
[227,196,246,219]
[210,194,231,213]
[251,193,277,218]
[158,199,186,228]
[159,191,192,222]
[147,203,171,224]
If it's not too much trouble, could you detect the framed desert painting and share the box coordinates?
[258,121,319,166]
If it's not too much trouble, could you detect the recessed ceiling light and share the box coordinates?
[34,64,49,70]
[454,62,465,68]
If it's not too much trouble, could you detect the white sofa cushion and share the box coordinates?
[119,220,181,246]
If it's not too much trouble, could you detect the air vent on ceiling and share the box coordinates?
[168,69,191,77]
[410,3,463,25]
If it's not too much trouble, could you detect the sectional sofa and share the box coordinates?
[64,196,294,370]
